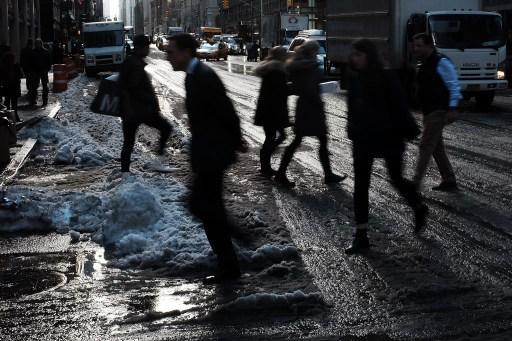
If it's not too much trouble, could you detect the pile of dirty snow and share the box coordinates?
[20,117,114,166]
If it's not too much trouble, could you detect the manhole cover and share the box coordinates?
[0,269,67,299]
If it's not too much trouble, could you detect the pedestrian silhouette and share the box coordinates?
[274,40,345,188]
[254,46,290,177]
[345,39,428,254]
[412,33,461,192]
[20,39,35,101]
[118,34,172,173]
[30,39,51,107]
[0,52,22,122]
[166,33,244,284]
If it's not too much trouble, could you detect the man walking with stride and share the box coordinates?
[413,33,462,192]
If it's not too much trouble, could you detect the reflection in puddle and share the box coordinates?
[152,283,199,313]
[75,248,107,280]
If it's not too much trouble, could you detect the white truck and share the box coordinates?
[261,13,309,48]
[326,0,508,108]
[83,21,126,76]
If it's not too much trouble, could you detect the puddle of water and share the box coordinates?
[152,283,199,313]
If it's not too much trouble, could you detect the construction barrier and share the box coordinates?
[53,64,68,92]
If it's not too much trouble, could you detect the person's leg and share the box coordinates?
[260,125,276,175]
[41,72,49,106]
[196,170,240,278]
[385,150,428,232]
[275,134,303,186]
[319,134,346,183]
[120,119,140,172]
[432,135,456,187]
[12,95,20,121]
[273,127,286,148]
[30,73,40,104]
[346,146,373,254]
[413,111,445,187]
[143,114,173,155]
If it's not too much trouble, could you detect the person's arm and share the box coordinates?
[437,58,462,109]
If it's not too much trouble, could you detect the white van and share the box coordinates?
[83,21,125,76]
[288,30,327,72]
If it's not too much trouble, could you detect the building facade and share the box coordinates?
[218,0,325,38]
[0,0,41,61]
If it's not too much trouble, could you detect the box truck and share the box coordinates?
[83,21,126,76]
[261,13,309,48]
[326,0,507,108]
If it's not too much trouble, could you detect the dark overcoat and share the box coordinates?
[253,60,289,128]
[185,61,242,172]
[287,57,326,136]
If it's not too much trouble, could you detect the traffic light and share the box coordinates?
[223,0,229,9]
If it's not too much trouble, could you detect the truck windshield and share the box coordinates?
[429,14,505,49]
[84,30,124,48]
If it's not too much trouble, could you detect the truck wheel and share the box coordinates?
[462,92,472,101]
[475,91,495,110]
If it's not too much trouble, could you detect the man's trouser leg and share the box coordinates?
[41,72,49,105]
[141,114,172,154]
[432,134,456,183]
[190,170,240,276]
[413,110,446,186]
[121,119,140,172]
[353,146,373,225]
[28,73,39,104]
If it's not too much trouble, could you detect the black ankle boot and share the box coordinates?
[345,229,370,255]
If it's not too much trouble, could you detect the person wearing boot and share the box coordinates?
[119,35,173,174]
[345,39,428,254]
[253,46,290,177]
[274,41,345,188]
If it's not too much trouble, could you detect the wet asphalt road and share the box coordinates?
[1,47,512,340]
[145,48,512,339]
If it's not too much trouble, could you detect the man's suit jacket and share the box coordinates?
[185,61,242,173]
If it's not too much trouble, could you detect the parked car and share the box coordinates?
[288,29,327,72]
[223,36,243,55]
[197,42,229,61]
[157,35,169,51]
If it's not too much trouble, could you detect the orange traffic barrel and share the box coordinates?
[53,64,68,92]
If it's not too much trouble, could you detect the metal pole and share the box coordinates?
[259,0,262,59]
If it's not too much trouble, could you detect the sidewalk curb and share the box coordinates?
[0,103,61,188]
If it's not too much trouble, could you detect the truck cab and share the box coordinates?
[83,21,126,76]
[408,11,507,108]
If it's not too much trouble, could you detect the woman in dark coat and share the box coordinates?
[274,40,345,187]
[345,39,428,254]
[0,52,22,122]
[254,46,290,176]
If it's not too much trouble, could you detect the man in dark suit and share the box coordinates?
[166,33,244,284]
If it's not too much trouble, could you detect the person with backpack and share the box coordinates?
[344,39,428,254]
[119,34,173,173]
[253,46,290,176]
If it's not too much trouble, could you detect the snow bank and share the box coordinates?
[212,290,325,315]
[20,117,113,166]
